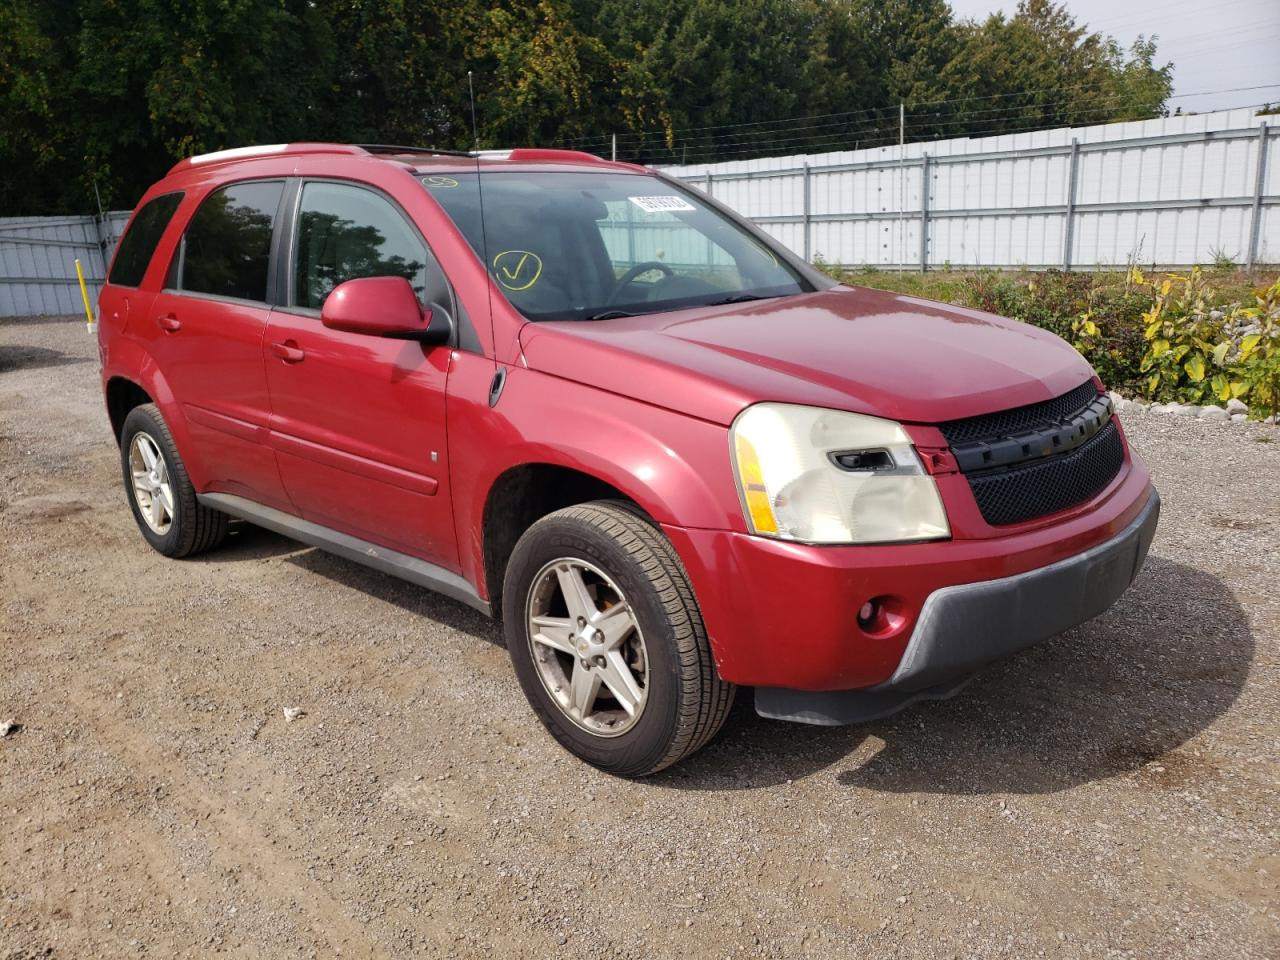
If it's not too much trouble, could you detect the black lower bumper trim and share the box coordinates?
[754,489,1160,726]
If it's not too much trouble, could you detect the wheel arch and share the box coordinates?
[480,462,640,615]
[106,376,154,441]
[101,341,209,488]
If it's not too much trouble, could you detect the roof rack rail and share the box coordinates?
[168,142,365,175]
[357,144,476,158]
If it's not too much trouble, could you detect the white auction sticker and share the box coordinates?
[628,195,696,213]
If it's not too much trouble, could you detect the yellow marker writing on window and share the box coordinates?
[492,250,543,291]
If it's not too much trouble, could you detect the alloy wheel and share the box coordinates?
[525,558,649,736]
[128,431,174,535]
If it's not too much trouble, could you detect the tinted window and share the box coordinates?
[293,181,428,310]
[424,171,807,322]
[180,181,283,302]
[109,192,183,287]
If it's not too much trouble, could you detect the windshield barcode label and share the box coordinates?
[628,195,696,213]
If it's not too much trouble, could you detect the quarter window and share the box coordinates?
[109,192,183,288]
[179,181,284,302]
[293,181,428,310]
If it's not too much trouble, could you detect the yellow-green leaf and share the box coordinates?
[1184,354,1205,382]
[1240,334,1262,360]
[1147,372,1160,394]
[1152,338,1170,358]
[1212,341,1231,366]
[1211,373,1229,401]
[1230,380,1249,398]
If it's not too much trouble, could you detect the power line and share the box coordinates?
[622,91,1149,160]
[627,95,1278,166]
[568,82,1280,158]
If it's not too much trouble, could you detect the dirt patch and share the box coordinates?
[2,316,1278,958]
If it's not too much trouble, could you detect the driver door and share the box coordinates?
[263,179,459,569]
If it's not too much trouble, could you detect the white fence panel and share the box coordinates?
[661,107,1277,270]
[0,212,128,318]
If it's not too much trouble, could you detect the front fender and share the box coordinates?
[447,359,743,600]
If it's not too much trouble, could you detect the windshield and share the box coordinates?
[422,171,809,322]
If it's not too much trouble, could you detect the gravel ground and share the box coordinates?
[1,316,1277,959]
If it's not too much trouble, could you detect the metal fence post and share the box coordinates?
[1247,122,1269,270]
[1063,138,1080,271]
[802,163,812,262]
[704,172,715,266]
[919,154,930,272]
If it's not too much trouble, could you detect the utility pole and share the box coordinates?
[611,133,617,162]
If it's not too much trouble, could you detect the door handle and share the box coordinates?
[270,340,305,363]
[157,314,181,333]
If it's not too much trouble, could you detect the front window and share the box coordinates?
[423,171,808,321]
[292,181,429,310]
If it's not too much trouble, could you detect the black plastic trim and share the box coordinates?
[753,490,1160,726]
[198,493,491,616]
[951,394,1113,473]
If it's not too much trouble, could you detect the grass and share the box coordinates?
[835,266,1278,309]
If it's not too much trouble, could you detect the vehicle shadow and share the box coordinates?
[284,545,504,647]
[0,344,90,373]
[657,555,1254,794]
[199,521,306,562]
[194,521,502,643]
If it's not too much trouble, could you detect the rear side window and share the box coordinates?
[292,181,428,310]
[108,192,183,287]
[179,181,284,302]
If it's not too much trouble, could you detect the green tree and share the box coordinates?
[0,0,1175,215]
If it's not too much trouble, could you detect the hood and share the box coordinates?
[517,286,1095,426]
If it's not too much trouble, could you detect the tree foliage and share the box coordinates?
[0,0,1172,214]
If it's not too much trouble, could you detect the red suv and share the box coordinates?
[98,143,1159,775]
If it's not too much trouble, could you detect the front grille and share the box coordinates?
[940,379,1125,526]
[967,421,1125,525]
[939,379,1100,446]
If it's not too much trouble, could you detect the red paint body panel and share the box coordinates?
[262,309,456,566]
[664,448,1152,689]
[519,287,1095,426]
[98,143,1156,697]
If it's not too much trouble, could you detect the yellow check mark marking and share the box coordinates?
[500,253,531,281]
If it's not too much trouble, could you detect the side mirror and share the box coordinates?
[320,276,451,345]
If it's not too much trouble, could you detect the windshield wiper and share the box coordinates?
[707,294,770,306]
[581,309,638,321]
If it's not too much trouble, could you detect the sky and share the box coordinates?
[945,0,1280,115]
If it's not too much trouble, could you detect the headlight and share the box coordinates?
[730,403,949,544]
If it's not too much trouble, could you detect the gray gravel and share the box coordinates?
[2,316,1277,959]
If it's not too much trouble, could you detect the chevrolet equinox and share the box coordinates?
[97,143,1160,776]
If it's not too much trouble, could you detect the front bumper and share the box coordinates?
[755,489,1159,724]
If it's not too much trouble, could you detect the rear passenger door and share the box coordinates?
[146,180,292,511]
[262,179,458,568]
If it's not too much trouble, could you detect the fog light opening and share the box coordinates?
[857,595,908,637]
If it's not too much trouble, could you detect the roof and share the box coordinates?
[166,143,642,177]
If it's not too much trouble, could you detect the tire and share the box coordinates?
[502,501,735,776]
[119,403,227,558]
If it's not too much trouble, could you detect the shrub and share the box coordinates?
[840,265,1280,418]
[1136,268,1280,417]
